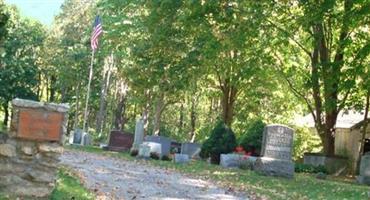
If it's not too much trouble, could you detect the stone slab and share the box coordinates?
[358,154,370,185]
[254,157,294,178]
[107,131,134,152]
[17,109,64,142]
[174,154,190,164]
[138,144,151,158]
[260,124,293,160]
[220,154,257,168]
[145,136,171,156]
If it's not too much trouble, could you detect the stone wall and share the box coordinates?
[0,99,69,199]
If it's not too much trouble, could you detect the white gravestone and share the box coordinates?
[138,144,151,158]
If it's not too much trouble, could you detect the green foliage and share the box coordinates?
[200,121,237,164]
[161,155,172,161]
[292,126,322,161]
[295,163,328,174]
[239,119,265,156]
[50,168,94,200]
[130,149,138,157]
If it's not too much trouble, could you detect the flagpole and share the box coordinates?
[83,50,95,133]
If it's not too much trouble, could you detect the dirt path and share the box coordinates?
[61,150,249,200]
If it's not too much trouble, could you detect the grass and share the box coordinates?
[50,167,95,200]
[68,145,370,200]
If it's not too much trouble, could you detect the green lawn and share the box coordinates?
[50,167,95,200]
[68,145,369,200]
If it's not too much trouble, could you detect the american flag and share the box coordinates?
[91,16,103,51]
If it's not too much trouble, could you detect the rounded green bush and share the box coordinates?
[200,121,237,164]
[239,119,265,156]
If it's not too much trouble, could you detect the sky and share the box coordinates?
[4,0,64,26]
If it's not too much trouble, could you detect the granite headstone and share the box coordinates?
[132,117,145,150]
[145,136,171,156]
[72,129,82,144]
[138,143,151,158]
[107,131,134,152]
[142,141,162,157]
[358,153,370,185]
[174,154,190,164]
[254,124,294,178]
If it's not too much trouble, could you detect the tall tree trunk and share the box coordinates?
[114,80,128,131]
[190,96,197,142]
[221,83,237,127]
[356,91,370,174]
[142,90,151,135]
[153,92,165,136]
[96,54,113,134]
[179,102,184,135]
[73,83,81,129]
[2,102,8,128]
[49,75,56,102]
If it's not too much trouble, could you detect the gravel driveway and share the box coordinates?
[61,150,249,200]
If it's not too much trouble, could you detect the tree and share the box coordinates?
[270,0,370,156]
[0,6,46,127]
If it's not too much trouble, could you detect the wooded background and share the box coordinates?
[0,0,368,158]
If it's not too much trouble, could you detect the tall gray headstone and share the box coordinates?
[358,153,370,185]
[145,136,171,156]
[132,117,145,150]
[71,129,82,144]
[254,124,294,178]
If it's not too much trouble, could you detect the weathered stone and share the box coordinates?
[181,142,201,159]
[220,154,242,168]
[254,157,294,178]
[174,154,190,164]
[12,185,52,199]
[138,144,151,158]
[38,143,63,154]
[254,124,295,178]
[145,136,171,156]
[0,144,16,157]
[26,168,57,183]
[21,146,35,156]
[71,129,83,144]
[220,154,257,169]
[132,117,145,150]
[107,131,134,152]
[81,132,91,146]
[142,141,162,156]
[12,98,69,113]
[0,98,67,199]
[358,154,370,185]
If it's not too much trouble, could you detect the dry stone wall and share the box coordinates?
[0,98,69,199]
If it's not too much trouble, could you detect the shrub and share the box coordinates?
[295,163,327,174]
[150,152,160,160]
[130,149,138,157]
[292,126,322,160]
[239,119,265,156]
[161,155,172,161]
[200,121,237,164]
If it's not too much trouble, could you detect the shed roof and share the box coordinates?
[294,110,365,129]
